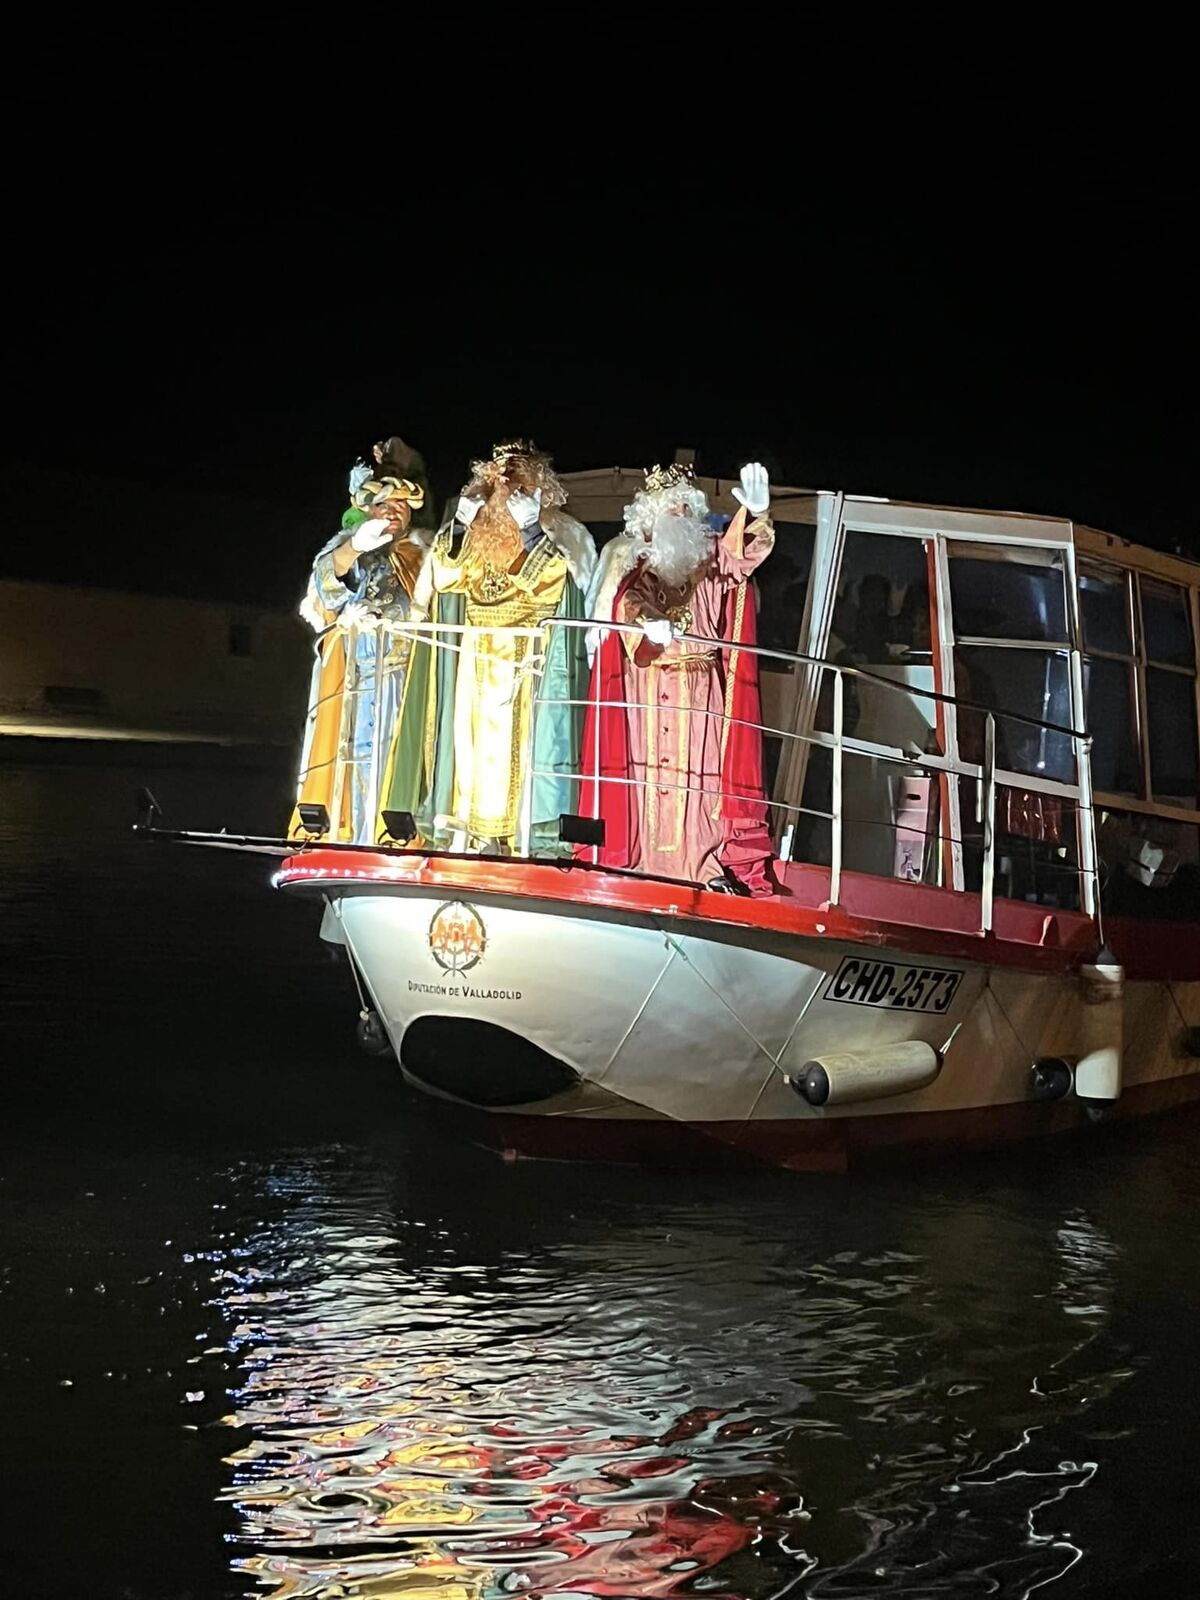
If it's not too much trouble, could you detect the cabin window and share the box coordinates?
[1141,579,1195,668]
[954,646,1075,783]
[948,546,1068,644]
[945,541,1078,908]
[757,520,816,659]
[1079,563,1139,798]
[947,543,1074,782]
[830,529,934,666]
[821,528,938,746]
[799,528,940,881]
[1083,657,1140,794]
[1141,579,1197,806]
[1147,669,1198,803]
[1080,565,1134,655]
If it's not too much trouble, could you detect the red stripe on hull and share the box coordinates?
[280,851,1124,976]
[459,1074,1200,1174]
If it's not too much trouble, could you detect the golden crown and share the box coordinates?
[492,437,539,463]
[643,462,694,495]
[352,474,425,511]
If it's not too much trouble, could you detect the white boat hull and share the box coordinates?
[318,882,1200,1169]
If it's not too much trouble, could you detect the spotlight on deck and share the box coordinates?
[380,809,418,845]
[297,802,331,836]
[558,813,605,848]
[135,787,163,829]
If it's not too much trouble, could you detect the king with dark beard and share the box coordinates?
[579,462,776,895]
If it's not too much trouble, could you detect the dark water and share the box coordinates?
[2,760,1199,1600]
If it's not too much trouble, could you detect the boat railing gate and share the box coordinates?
[298,615,1100,934]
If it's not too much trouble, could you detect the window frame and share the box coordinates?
[1080,559,1200,820]
[1078,560,1142,799]
[1136,574,1199,807]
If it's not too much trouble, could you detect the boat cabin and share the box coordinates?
[562,468,1200,924]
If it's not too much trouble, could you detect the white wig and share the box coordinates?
[622,482,711,540]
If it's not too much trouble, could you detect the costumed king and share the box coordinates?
[580,461,776,894]
[292,437,433,842]
[384,439,596,853]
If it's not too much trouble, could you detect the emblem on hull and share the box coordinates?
[428,901,487,973]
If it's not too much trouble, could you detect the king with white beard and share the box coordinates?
[579,463,776,895]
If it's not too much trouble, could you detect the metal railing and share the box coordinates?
[294,614,1100,930]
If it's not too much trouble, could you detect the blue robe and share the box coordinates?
[299,525,413,842]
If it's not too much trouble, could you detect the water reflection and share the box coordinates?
[5,763,1198,1599]
[211,1152,1137,1599]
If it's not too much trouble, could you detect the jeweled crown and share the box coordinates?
[492,438,538,464]
[644,462,694,495]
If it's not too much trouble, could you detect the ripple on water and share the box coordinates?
[201,1150,1172,1600]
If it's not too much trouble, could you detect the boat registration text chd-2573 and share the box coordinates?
[824,957,963,1013]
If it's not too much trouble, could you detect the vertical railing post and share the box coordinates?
[981,711,996,933]
[591,625,602,866]
[1076,732,1099,921]
[830,666,844,908]
[329,628,356,844]
[518,620,541,858]
[365,623,385,846]
[294,630,325,806]
[1069,647,1099,920]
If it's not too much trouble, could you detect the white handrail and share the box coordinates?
[301,612,1100,924]
[981,713,997,934]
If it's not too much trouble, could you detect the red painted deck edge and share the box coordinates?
[276,849,1119,975]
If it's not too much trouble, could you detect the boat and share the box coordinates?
[148,469,1200,1170]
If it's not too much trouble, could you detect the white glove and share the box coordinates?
[641,617,676,648]
[732,461,770,516]
[341,601,384,629]
[349,518,394,554]
[507,487,542,530]
[457,493,485,528]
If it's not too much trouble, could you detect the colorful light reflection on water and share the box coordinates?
[202,1145,1168,1600]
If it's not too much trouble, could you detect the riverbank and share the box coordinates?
[0,716,296,768]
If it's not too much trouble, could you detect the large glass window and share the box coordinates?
[829,529,934,667]
[949,545,1068,643]
[1141,579,1197,806]
[954,645,1075,783]
[815,528,939,747]
[947,543,1075,785]
[1080,565,1132,655]
[1147,668,1198,803]
[801,528,940,882]
[1079,563,1139,798]
[1141,579,1195,668]
[757,519,816,658]
[1083,657,1140,794]
[946,541,1078,911]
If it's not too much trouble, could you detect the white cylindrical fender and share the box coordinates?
[793,1041,941,1107]
[1074,949,1124,1101]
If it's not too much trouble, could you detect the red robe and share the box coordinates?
[577,510,774,895]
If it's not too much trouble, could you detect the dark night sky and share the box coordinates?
[4,21,1196,605]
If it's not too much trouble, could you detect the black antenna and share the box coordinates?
[135,787,163,831]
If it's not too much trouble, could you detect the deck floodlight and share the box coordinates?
[380,809,418,844]
[297,802,331,835]
[558,813,605,848]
